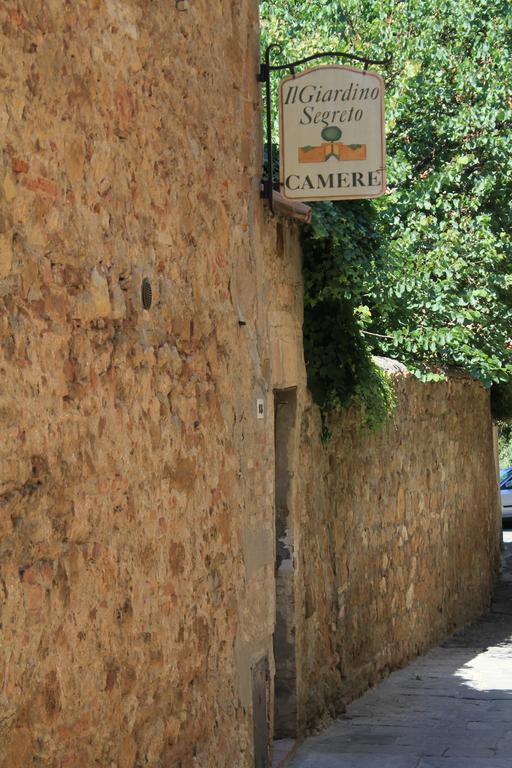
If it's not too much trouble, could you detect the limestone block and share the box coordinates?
[156,343,182,374]
[110,283,127,320]
[2,173,16,202]
[0,727,33,768]
[0,457,32,494]
[0,234,12,278]
[71,268,111,320]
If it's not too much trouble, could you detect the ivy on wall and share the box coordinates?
[302,201,395,430]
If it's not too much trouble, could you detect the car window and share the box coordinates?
[500,468,512,488]
[500,467,512,481]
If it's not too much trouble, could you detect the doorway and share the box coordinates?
[273,388,298,742]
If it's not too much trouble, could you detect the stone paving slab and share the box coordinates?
[287,537,512,768]
[293,759,512,768]
[288,754,422,768]
[417,760,512,768]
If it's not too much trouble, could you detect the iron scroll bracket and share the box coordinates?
[257,44,391,213]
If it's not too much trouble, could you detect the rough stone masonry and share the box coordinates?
[0,2,501,767]
[294,365,501,732]
[0,2,275,766]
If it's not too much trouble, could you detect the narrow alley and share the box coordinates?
[287,534,512,768]
[2,4,511,766]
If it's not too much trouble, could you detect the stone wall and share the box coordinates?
[294,367,502,731]
[0,2,279,766]
[0,1,502,765]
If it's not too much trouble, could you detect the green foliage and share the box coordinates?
[302,201,395,429]
[492,382,512,422]
[260,0,512,418]
[321,126,342,142]
[369,0,512,385]
[498,421,512,469]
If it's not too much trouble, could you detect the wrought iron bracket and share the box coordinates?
[257,44,390,213]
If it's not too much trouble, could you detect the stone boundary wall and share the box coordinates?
[294,368,502,730]
[0,2,274,767]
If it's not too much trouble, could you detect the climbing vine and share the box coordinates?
[302,200,395,430]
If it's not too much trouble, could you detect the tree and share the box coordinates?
[260,0,512,424]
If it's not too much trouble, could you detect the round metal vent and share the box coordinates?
[141,278,152,310]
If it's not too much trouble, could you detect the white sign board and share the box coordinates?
[279,65,386,201]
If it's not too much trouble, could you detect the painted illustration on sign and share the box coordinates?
[279,65,386,201]
[298,126,367,163]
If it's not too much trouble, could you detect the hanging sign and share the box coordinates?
[279,65,386,201]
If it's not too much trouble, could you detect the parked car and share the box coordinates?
[500,467,512,520]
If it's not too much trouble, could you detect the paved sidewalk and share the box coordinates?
[288,536,512,768]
